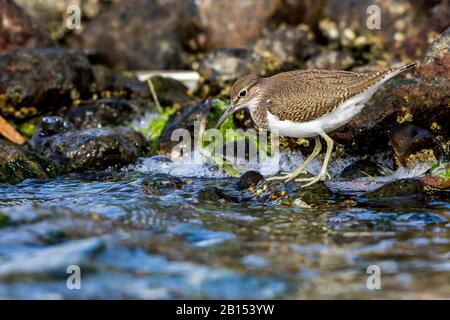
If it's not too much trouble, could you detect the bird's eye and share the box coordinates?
[239,89,247,97]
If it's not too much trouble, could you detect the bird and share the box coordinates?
[215,62,417,187]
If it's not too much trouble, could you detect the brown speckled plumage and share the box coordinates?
[228,63,416,129]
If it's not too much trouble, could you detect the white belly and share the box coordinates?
[266,82,383,138]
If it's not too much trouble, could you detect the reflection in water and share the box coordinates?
[0,164,449,299]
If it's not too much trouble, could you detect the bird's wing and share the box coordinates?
[265,69,384,122]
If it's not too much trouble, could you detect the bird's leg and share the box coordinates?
[295,132,334,188]
[267,136,322,182]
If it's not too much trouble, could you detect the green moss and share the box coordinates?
[18,122,36,138]
[0,212,10,228]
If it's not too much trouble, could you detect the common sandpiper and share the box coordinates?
[215,62,417,187]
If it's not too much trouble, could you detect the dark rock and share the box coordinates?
[0,141,58,184]
[92,68,192,107]
[416,27,450,78]
[149,76,193,107]
[389,123,443,167]
[65,98,152,129]
[77,0,190,70]
[289,181,331,207]
[29,119,150,171]
[332,77,450,154]
[236,171,263,190]
[33,116,74,137]
[340,159,388,179]
[198,186,253,203]
[0,48,94,120]
[0,0,54,53]
[198,0,278,49]
[141,174,183,196]
[91,65,151,100]
[159,100,212,155]
[363,178,424,198]
[198,48,265,88]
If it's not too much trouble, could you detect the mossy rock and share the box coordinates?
[0,141,58,184]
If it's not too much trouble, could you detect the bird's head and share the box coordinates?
[215,74,261,129]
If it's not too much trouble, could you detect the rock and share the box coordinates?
[141,173,183,196]
[253,24,319,71]
[29,118,150,171]
[416,27,450,78]
[198,0,278,49]
[340,159,388,179]
[363,178,424,198]
[198,185,254,203]
[198,48,264,88]
[15,0,112,41]
[0,48,94,120]
[332,77,450,154]
[65,98,151,129]
[318,0,449,60]
[77,0,190,70]
[92,66,193,107]
[289,181,331,207]
[389,123,443,167]
[305,50,355,70]
[149,76,193,107]
[159,100,212,155]
[32,116,74,137]
[91,65,150,100]
[0,140,58,184]
[0,0,54,53]
[236,171,263,190]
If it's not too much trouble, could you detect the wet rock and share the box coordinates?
[416,27,450,78]
[253,24,319,71]
[198,48,265,88]
[198,186,254,204]
[77,0,190,70]
[236,171,264,190]
[65,99,151,130]
[29,119,150,171]
[0,141,58,184]
[289,181,331,207]
[340,159,388,179]
[363,178,424,198]
[141,174,183,196]
[0,48,94,120]
[0,0,54,53]
[389,123,443,167]
[198,0,278,49]
[305,50,355,70]
[159,100,212,155]
[332,77,450,154]
[32,116,74,137]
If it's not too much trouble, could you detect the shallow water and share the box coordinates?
[0,156,449,299]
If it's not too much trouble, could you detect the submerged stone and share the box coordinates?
[141,174,183,196]
[363,178,424,198]
[340,159,390,179]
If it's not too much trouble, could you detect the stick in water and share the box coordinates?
[0,115,26,145]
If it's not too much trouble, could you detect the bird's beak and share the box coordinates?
[214,104,238,129]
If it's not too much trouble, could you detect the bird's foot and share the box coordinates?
[295,171,330,188]
[267,170,308,183]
